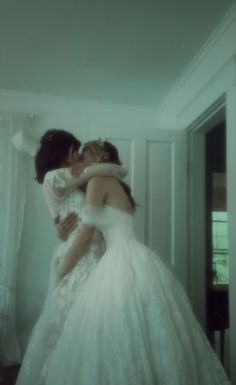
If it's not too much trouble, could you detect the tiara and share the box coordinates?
[45,133,54,142]
[97,137,104,146]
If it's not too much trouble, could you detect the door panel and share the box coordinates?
[146,140,174,267]
[91,127,188,290]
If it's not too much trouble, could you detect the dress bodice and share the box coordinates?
[81,205,137,247]
[57,189,85,221]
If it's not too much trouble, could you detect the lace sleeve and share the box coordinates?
[43,169,75,218]
[43,169,74,197]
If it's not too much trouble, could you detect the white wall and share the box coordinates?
[0,89,158,136]
[157,5,236,130]
[0,89,159,352]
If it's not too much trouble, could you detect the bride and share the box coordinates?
[15,130,127,385]
[43,139,230,385]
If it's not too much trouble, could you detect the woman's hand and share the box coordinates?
[70,162,90,178]
[57,224,94,280]
[55,212,79,241]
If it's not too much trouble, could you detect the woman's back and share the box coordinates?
[87,176,134,215]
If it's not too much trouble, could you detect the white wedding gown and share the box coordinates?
[41,205,230,385]
[16,165,128,385]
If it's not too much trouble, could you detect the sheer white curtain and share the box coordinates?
[0,113,37,364]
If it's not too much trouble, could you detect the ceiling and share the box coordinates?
[0,0,235,107]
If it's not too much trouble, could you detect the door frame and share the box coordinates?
[187,95,226,330]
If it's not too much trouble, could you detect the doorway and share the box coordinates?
[205,122,230,371]
[188,100,230,376]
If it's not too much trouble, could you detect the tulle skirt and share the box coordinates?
[15,243,100,385]
[44,239,230,385]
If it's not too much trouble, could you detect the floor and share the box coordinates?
[0,365,20,385]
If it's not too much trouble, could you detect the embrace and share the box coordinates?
[16,129,230,385]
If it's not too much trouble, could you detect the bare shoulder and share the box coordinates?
[86,176,111,206]
[87,176,112,191]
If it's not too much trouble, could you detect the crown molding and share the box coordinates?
[158,3,236,114]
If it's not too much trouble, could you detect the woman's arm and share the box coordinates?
[58,177,106,280]
[58,224,95,279]
[54,213,79,241]
[71,163,127,184]
[43,164,127,218]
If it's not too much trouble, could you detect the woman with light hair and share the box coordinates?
[44,139,230,385]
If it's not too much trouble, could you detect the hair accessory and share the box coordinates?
[45,133,54,142]
[97,137,104,147]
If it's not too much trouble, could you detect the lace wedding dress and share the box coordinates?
[15,164,126,385]
[44,205,230,385]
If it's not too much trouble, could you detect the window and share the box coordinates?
[212,211,229,284]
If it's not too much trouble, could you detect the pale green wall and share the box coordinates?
[0,89,158,352]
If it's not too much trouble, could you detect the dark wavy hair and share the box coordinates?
[35,129,81,184]
[82,140,138,210]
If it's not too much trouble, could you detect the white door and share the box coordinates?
[91,127,188,291]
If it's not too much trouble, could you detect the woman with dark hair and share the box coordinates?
[16,130,127,385]
[44,140,230,385]
[35,128,82,184]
